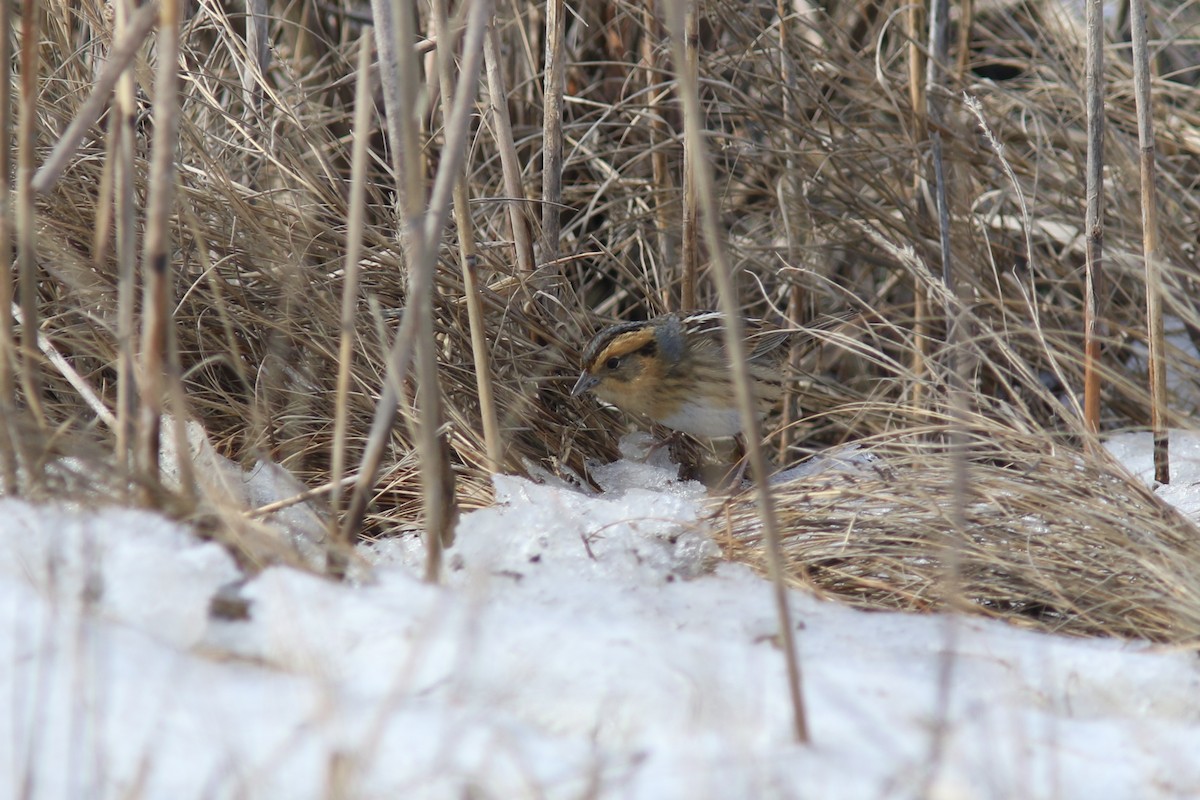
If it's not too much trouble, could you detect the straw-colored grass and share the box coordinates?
[10,0,1200,635]
[714,424,1200,642]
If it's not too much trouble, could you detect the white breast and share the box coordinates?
[659,401,743,438]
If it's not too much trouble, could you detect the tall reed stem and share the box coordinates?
[435,0,502,474]
[0,0,17,491]
[330,32,374,541]
[665,0,810,745]
[678,5,699,310]
[345,0,490,577]
[17,0,43,427]
[1082,0,1106,434]
[137,0,182,488]
[1129,0,1168,483]
[541,0,564,264]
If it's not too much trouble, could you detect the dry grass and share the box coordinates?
[8,0,1200,635]
[714,424,1200,643]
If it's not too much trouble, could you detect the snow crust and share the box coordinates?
[3,433,1200,798]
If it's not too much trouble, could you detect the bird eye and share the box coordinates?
[605,356,620,370]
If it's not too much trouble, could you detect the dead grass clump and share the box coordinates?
[715,425,1200,642]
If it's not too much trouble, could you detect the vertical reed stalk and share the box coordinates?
[641,5,674,308]
[665,0,809,744]
[922,0,966,789]
[92,110,117,274]
[386,0,450,580]
[346,0,490,575]
[678,4,699,310]
[137,0,182,489]
[1129,0,1168,484]
[0,0,16,492]
[779,281,804,462]
[907,0,926,136]
[775,0,803,460]
[1082,0,1105,434]
[435,0,501,474]
[483,24,535,278]
[342,0,408,549]
[330,32,374,536]
[114,0,141,484]
[91,17,121,468]
[368,0,402,175]
[17,0,43,426]
[907,0,928,410]
[242,0,269,119]
[164,312,196,508]
[955,0,973,80]
[542,0,565,263]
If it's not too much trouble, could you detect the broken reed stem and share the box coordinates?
[435,0,501,473]
[249,472,362,519]
[665,0,810,745]
[137,0,182,490]
[483,24,535,278]
[1129,0,1169,484]
[0,0,16,492]
[1082,0,1105,434]
[17,0,43,426]
[678,5,699,311]
[330,31,374,532]
[541,0,564,264]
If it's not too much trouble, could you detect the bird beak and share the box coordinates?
[571,371,599,397]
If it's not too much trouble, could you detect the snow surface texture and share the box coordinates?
[4,433,1200,799]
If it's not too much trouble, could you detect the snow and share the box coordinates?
[1104,429,1200,519]
[4,433,1200,798]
